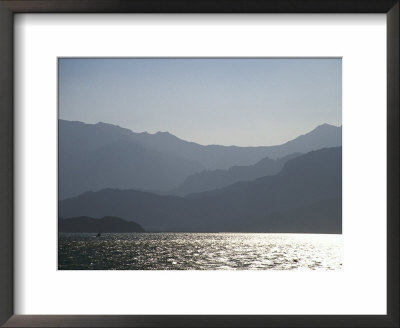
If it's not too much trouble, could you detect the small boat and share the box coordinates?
[97,232,101,237]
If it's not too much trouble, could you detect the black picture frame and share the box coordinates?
[0,1,398,327]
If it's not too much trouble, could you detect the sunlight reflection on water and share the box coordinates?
[58,233,342,270]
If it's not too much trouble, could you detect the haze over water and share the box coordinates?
[58,233,342,270]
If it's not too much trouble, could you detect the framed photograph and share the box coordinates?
[0,1,398,327]
[57,56,343,271]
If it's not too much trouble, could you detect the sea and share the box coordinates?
[58,232,342,270]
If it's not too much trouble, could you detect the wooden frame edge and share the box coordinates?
[0,1,398,327]
[0,0,14,327]
[387,2,400,327]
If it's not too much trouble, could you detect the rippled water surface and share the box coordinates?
[58,233,342,270]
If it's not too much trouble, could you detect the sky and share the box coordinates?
[59,58,341,146]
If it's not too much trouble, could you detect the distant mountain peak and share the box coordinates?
[314,123,341,130]
[153,131,182,141]
[289,123,340,140]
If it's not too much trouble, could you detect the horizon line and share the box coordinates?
[58,118,342,148]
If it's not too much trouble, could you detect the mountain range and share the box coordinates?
[59,147,342,233]
[171,153,301,196]
[59,120,341,199]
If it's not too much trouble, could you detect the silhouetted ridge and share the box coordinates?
[59,119,204,199]
[172,153,301,196]
[59,119,341,199]
[59,147,342,233]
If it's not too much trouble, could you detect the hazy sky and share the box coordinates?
[59,58,341,146]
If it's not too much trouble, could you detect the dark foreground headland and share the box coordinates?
[59,216,145,233]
